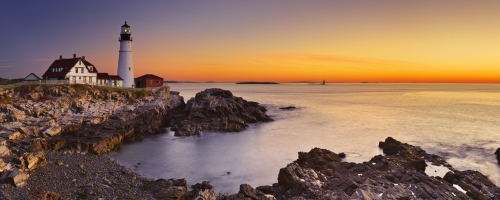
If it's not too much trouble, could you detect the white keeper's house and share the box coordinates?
[42,54,123,87]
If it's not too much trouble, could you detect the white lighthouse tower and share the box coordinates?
[117,21,135,87]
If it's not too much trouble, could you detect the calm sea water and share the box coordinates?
[110,83,500,193]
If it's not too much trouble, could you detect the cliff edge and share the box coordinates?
[0,84,182,187]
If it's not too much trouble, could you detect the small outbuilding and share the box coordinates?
[109,75,124,87]
[24,73,41,81]
[134,74,164,88]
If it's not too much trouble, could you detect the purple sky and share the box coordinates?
[2,1,500,82]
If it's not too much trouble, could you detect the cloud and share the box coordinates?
[258,53,415,68]
[26,59,55,62]
[196,63,297,69]
[0,66,13,68]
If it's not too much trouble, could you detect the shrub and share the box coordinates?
[129,90,148,103]
[135,90,148,98]
[72,84,86,91]
[129,94,137,103]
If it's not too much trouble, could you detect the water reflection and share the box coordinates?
[111,83,500,193]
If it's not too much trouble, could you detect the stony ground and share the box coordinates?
[0,150,154,199]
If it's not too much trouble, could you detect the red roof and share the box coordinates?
[135,74,164,80]
[97,73,109,79]
[109,75,123,80]
[42,57,98,78]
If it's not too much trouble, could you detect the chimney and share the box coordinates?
[82,56,85,60]
[60,55,62,60]
[73,54,76,58]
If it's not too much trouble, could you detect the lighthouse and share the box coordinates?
[117,21,135,87]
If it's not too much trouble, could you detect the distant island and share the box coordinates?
[236,82,279,84]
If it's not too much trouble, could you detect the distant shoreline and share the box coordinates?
[236,82,279,84]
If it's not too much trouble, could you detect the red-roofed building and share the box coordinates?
[134,74,163,88]
[96,73,123,87]
[42,54,98,84]
[109,75,123,87]
[43,54,123,87]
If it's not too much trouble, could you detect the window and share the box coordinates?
[129,67,131,70]
[79,60,81,65]
[79,77,81,80]
[75,68,78,73]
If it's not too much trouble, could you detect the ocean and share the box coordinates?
[110,83,500,193]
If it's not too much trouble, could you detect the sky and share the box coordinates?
[1,1,500,83]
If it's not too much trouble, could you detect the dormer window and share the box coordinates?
[89,66,93,71]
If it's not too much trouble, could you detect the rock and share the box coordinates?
[41,126,62,137]
[142,178,188,200]
[191,181,213,190]
[272,137,500,199]
[37,191,70,200]
[29,138,66,151]
[0,130,22,140]
[338,152,346,158]
[199,189,217,200]
[0,139,12,157]
[279,106,296,110]
[0,169,28,187]
[20,151,47,170]
[495,147,500,164]
[168,88,272,136]
[256,185,273,194]
[221,184,274,200]
[239,184,265,199]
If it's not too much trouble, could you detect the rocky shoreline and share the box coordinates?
[3,137,500,199]
[0,84,184,188]
[1,85,500,199]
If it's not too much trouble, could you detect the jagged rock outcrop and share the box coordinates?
[271,137,500,199]
[169,88,272,136]
[495,147,500,165]
[0,85,182,187]
[142,178,189,200]
[221,184,274,200]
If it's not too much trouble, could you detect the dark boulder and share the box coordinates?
[256,185,273,194]
[272,137,500,199]
[141,179,188,200]
[279,106,296,110]
[338,152,346,158]
[168,88,272,136]
[495,147,500,164]
[191,181,213,191]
